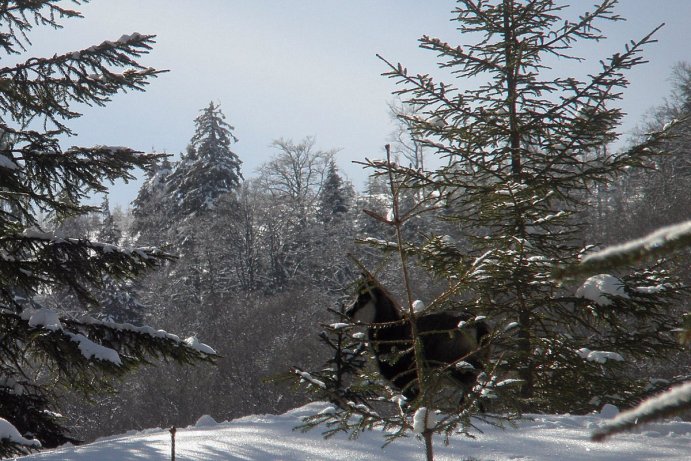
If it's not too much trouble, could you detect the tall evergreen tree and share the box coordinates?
[372,0,684,412]
[130,155,173,247]
[165,102,243,220]
[97,195,122,245]
[295,3,685,459]
[318,160,350,223]
[0,2,214,457]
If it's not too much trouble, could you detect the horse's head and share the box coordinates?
[345,278,380,324]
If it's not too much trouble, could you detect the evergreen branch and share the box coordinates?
[0,232,171,307]
[5,144,166,223]
[62,316,218,365]
[355,158,446,222]
[419,34,504,75]
[0,32,164,130]
[0,1,221,450]
[1,307,215,405]
[0,437,40,458]
[289,366,387,434]
[376,53,465,118]
[555,220,691,279]
[592,381,691,441]
[0,0,83,55]
[535,0,622,59]
[529,24,662,157]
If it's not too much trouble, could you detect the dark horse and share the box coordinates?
[346,277,489,401]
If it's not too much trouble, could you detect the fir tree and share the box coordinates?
[97,195,122,245]
[318,160,350,223]
[132,102,244,334]
[165,101,243,220]
[292,149,510,461]
[295,1,685,459]
[0,2,214,457]
[372,0,684,413]
[130,155,173,246]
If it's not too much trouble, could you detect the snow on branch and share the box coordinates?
[555,220,691,278]
[592,381,691,441]
[0,418,41,454]
[66,332,122,365]
[76,315,218,357]
[575,274,628,306]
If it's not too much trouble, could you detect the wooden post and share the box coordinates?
[169,426,176,461]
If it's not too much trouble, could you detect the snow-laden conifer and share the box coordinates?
[0,2,215,457]
[166,102,243,219]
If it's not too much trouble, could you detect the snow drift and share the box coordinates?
[12,402,691,461]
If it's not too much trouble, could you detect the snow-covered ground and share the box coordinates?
[13,402,691,460]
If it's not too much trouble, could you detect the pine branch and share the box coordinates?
[3,142,166,225]
[592,381,691,441]
[555,220,691,278]
[0,1,83,55]
[0,32,164,130]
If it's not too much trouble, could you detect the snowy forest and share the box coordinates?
[1,1,690,460]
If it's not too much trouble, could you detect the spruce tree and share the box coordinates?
[318,160,350,223]
[292,149,510,461]
[165,101,243,220]
[130,155,173,247]
[97,196,122,245]
[372,0,684,412]
[0,2,214,457]
[295,2,685,459]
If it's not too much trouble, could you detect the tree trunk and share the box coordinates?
[423,430,434,461]
[518,308,534,400]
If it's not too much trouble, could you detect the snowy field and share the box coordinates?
[13,402,690,461]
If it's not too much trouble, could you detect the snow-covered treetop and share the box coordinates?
[190,101,239,152]
[165,102,243,218]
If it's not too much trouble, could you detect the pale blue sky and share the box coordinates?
[25,1,691,207]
